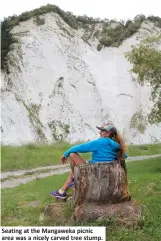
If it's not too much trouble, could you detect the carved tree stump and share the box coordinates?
[74,161,130,206]
[43,162,140,225]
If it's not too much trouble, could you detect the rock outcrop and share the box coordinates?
[1,12,161,145]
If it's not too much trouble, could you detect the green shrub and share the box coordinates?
[1,19,18,72]
[93,30,100,37]
[34,16,45,26]
[25,143,37,149]
[100,36,113,46]
[148,15,161,27]
[97,44,102,51]
[99,18,144,48]
[18,11,32,22]
[64,124,70,134]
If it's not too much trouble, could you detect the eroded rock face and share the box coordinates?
[1,13,161,145]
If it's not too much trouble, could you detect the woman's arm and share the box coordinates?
[64,139,100,158]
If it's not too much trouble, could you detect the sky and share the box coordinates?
[0,0,161,21]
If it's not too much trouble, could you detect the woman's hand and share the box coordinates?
[61,156,67,164]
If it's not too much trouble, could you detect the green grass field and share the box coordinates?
[1,156,161,241]
[1,143,161,171]
[1,143,90,171]
[127,143,161,157]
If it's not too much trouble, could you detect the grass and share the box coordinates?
[127,143,161,157]
[1,143,70,171]
[105,157,161,241]
[1,143,161,172]
[1,156,161,241]
[1,173,68,226]
[1,142,90,172]
[1,166,64,182]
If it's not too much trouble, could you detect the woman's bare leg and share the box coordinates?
[60,172,73,191]
[60,153,86,191]
[69,153,86,175]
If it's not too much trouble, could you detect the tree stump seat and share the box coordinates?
[43,161,141,225]
[74,161,130,205]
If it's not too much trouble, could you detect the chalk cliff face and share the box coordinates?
[1,12,161,145]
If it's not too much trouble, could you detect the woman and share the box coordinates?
[50,123,128,199]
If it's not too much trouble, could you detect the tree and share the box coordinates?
[126,35,161,123]
[133,14,145,22]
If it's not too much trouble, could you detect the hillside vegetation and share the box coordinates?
[126,35,161,124]
[1,4,161,72]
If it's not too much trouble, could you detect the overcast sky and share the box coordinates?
[1,0,161,21]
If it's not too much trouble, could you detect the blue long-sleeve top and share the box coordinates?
[64,137,128,162]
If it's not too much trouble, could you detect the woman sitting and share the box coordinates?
[50,123,128,199]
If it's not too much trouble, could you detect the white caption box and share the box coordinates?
[1,226,106,241]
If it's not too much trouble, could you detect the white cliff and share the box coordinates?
[1,12,161,145]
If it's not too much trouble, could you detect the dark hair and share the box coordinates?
[108,127,117,138]
[109,128,127,160]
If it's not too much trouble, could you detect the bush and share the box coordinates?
[100,36,113,46]
[98,17,146,48]
[18,11,32,22]
[34,16,45,26]
[94,30,100,37]
[1,19,18,72]
[97,44,102,51]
